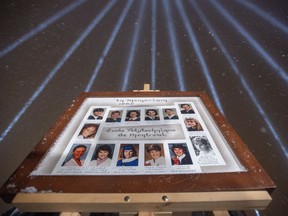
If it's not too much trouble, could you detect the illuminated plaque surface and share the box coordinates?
[32,95,245,176]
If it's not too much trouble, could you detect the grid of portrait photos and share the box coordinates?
[50,101,227,175]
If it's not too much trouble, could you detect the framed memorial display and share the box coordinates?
[0,91,275,213]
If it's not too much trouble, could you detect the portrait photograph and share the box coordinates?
[90,144,115,166]
[105,110,123,123]
[145,109,160,121]
[62,144,90,167]
[144,143,166,166]
[179,103,195,114]
[190,136,215,156]
[125,110,141,121]
[163,108,179,120]
[184,117,203,131]
[87,108,105,120]
[77,123,99,140]
[117,144,139,166]
[169,143,193,165]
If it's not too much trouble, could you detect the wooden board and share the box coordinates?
[13,191,271,212]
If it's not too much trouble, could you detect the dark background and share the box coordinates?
[0,0,287,215]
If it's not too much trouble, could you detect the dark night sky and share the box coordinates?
[0,0,287,215]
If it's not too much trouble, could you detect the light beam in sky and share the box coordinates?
[175,0,224,114]
[162,0,186,91]
[210,0,288,85]
[85,0,133,92]
[0,0,88,58]
[120,0,146,92]
[190,0,288,159]
[0,0,117,142]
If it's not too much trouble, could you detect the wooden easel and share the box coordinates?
[133,83,160,92]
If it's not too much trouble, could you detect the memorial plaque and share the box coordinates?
[0,91,275,212]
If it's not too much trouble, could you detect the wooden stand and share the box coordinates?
[133,83,160,92]
[13,191,271,215]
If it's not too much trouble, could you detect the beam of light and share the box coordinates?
[0,0,117,143]
[209,0,288,85]
[175,1,224,114]
[0,0,88,58]
[162,0,186,91]
[120,0,146,92]
[190,0,288,159]
[151,0,157,90]
[85,0,133,92]
[255,210,261,216]
[235,0,288,35]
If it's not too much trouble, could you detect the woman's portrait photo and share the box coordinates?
[90,144,115,166]
[169,143,193,165]
[184,117,203,131]
[125,110,141,121]
[62,144,90,167]
[77,123,99,140]
[191,136,214,156]
[144,144,166,166]
[117,144,139,166]
[145,109,160,121]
